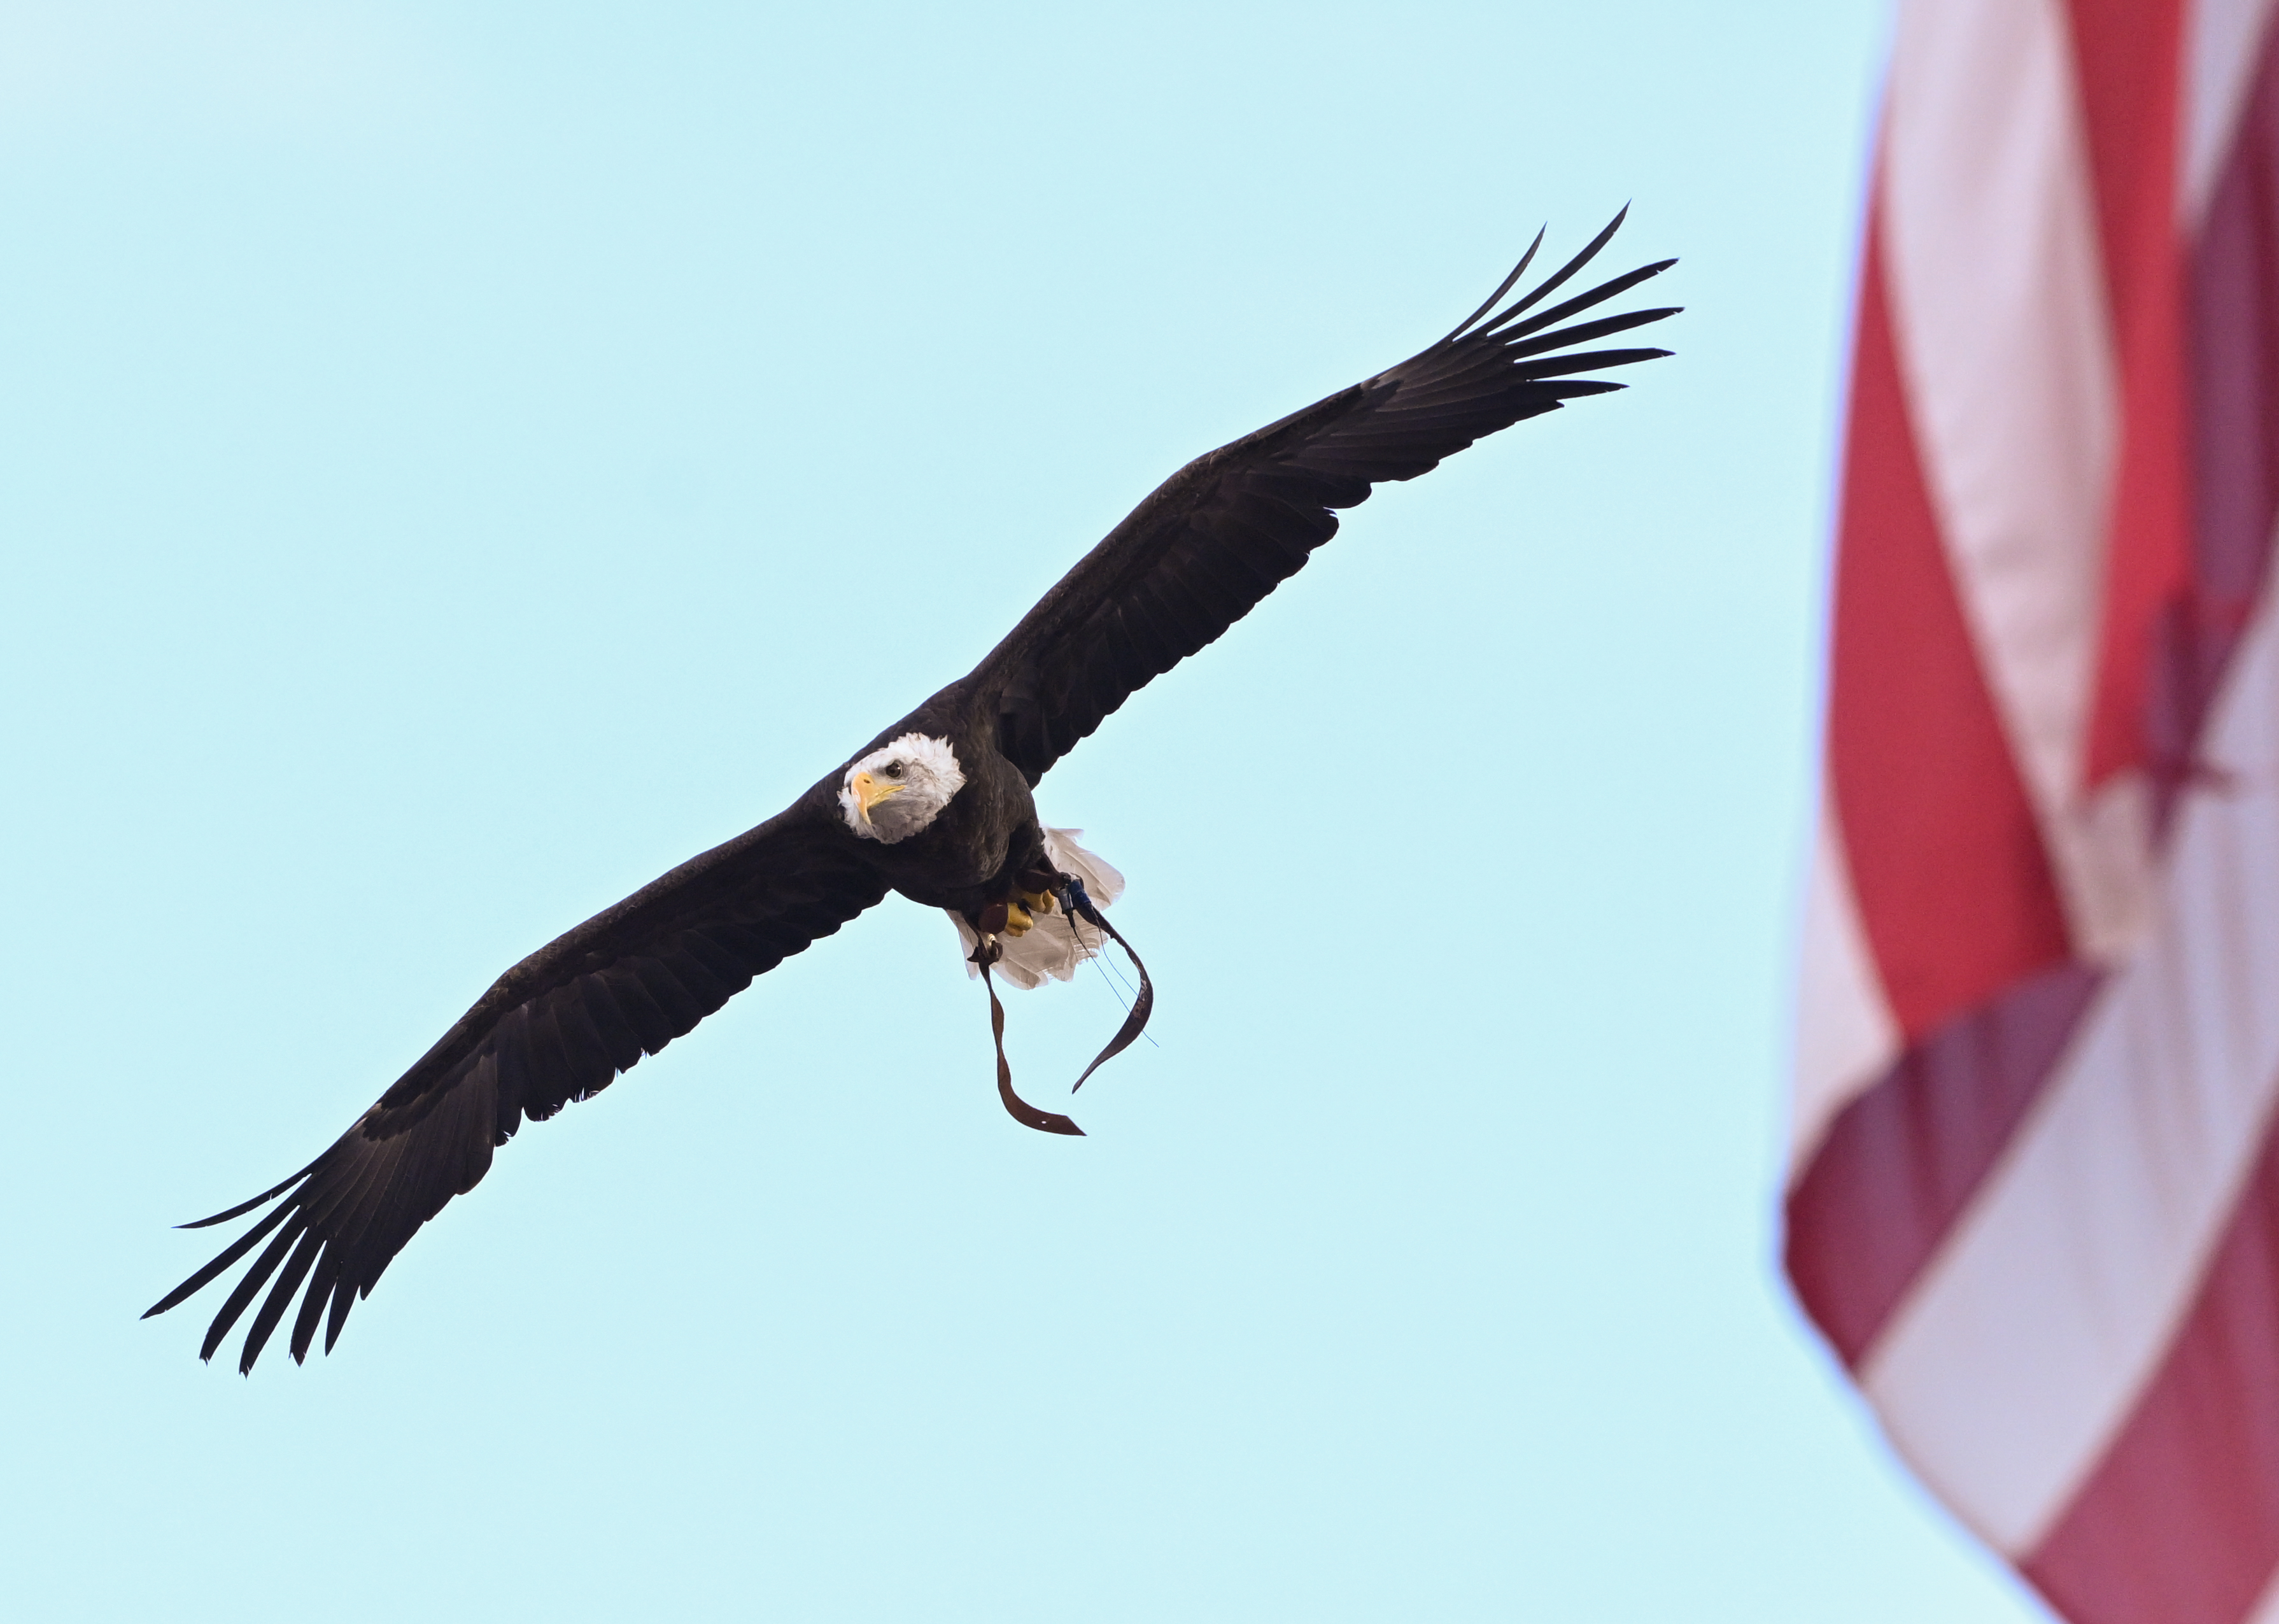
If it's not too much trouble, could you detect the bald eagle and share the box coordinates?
[148,214,1677,1371]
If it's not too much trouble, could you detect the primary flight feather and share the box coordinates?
[148,212,1678,1371]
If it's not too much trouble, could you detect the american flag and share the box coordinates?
[1791,3,2279,1621]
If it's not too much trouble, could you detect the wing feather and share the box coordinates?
[147,789,887,1371]
[969,214,1676,781]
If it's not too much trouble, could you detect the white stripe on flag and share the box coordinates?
[1860,569,2279,1555]
[2247,1552,2279,1624]
[1791,787,1901,1168]
[2184,0,2279,226]
[1882,0,2147,959]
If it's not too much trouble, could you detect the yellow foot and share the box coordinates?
[1001,890,1055,938]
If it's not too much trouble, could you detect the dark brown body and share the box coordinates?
[841,691,1049,920]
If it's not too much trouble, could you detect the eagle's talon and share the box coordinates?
[1004,903,1035,937]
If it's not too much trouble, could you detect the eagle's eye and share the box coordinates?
[884,762,903,777]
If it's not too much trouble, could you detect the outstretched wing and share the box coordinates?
[970,211,1677,783]
[146,786,885,1373]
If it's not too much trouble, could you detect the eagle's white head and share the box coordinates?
[838,733,966,844]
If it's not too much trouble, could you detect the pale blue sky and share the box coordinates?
[3,4,2057,1620]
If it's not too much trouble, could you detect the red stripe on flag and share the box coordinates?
[1785,963,2101,1367]
[2068,0,2194,789]
[1993,41,2279,1620]
[1826,211,2074,1038]
[1789,15,2279,1624]
[2163,25,2279,788]
[2019,1106,2279,1624]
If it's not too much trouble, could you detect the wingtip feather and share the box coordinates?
[1439,224,1548,344]
[178,1159,320,1229]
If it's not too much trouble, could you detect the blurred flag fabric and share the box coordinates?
[1788,3,2279,1621]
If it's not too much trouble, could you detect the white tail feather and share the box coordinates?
[948,828,1125,989]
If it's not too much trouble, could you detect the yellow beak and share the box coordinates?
[850,770,904,824]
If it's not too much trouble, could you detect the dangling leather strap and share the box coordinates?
[1062,878,1154,1092]
[973,945,1085,1136]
